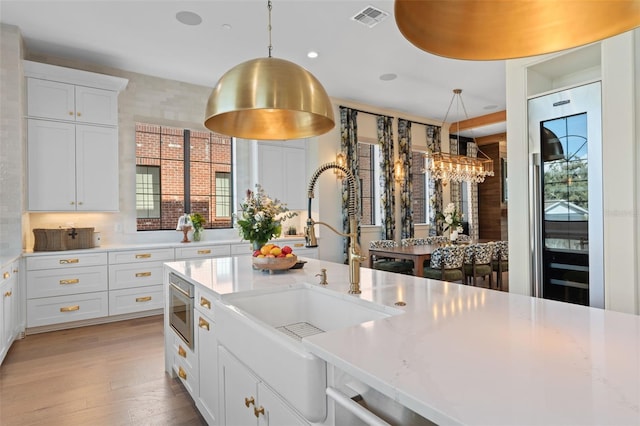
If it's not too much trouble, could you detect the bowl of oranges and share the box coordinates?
[251,243,297,272]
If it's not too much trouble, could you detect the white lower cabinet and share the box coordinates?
[219,346,309,426]
[1,260,20,365]
[27,291,109,327]
[170,330,199,398]
[196,287,218,425]
[175,244,231,260]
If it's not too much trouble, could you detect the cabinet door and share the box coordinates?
[27,119,76,211]
[27,78,75,121]
[75,86,118,126]
[282,147,307,210]
[220,347,259,426]
[258,144,286,203]
[2,276,17,350]
[197,313,218,425]
[258,382,308,426]
[75,124,119,211]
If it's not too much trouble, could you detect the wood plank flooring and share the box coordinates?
[0,315,206,426]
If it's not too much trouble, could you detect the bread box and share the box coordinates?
[33,227,95,251]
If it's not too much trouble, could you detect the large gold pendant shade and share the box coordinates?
[395,0,640,60]
[204,57,335,140]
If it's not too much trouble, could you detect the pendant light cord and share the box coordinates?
[267,0,273,58]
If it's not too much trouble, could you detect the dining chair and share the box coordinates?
[422,245,465,283]
[492,240,509,290]
[463,243,494,287]
[369,240,414,274]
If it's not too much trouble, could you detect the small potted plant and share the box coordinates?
[190,212,206,242]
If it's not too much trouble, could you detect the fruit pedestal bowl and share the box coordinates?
[252,255,298,273]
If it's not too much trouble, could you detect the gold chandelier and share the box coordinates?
[426,89,494,184]
[394,0,640,60]
[204,1,335,140]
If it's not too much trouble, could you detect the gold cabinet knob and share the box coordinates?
[68,111,74,116]
[178,345,186,358]
[2,272,9,279]
[4,291,12,297]
[254,406,265,418]
[76,112,82,117]
[244,396,255,408]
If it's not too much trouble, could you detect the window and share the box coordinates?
[357,141,380,225]
[135,123,233,231]
[410,150,428,223]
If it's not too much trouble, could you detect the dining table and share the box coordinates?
[368,244,438,277]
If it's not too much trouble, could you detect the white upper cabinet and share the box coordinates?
[257,140,307,211]
[24,61,127,212]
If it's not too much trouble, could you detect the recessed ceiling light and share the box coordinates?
[483,104,498,110]
[176,11,202,26]
[307,51,319,59]
[222,23,232,30]
[379,73,397,81]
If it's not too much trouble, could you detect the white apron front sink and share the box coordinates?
[215,283,403,423]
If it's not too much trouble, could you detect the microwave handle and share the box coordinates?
[170,282,190,298]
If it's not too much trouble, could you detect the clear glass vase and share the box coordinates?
[193,229,202,242]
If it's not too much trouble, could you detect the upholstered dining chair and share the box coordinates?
[463,242,494,287]
[369,240,414,274]
[422,245,465,283]
[492,240,509,290]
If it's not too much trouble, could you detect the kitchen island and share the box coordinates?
[164,256,639,425]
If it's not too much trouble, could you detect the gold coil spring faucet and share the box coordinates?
[305,162,366,294]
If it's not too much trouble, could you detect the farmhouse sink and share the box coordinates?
[215,283,403,422]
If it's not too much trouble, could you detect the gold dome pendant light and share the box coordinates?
[204,1,334,140]
[394,0,640,60]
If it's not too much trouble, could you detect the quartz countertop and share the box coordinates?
[166,256,640,425]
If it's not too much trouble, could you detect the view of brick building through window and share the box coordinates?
[135,123,233,231]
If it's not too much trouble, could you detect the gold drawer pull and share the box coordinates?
[200,297,211,309]
[60,305,80,312]
[197,249,211,255]
[68,111,74,116]
[59,278,79,285]
[199,317,210,331]
[136,296,152,303]
[4,291,12,297]
[135,253,151,259]
[3,272,9,279]
[135,272,152,278]
[294,243,304,247]
[245,396,255,408]
[59,258,79,264]
[178,366,187,380]
[178,345,186,358]
[254,406,265,418]
[76,112,82,117]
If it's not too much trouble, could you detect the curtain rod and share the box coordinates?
[339,105,394,120]
[401,118,441,129]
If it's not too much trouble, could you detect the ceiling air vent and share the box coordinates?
[351,5,389,28]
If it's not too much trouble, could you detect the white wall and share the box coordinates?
[506,30,639,314]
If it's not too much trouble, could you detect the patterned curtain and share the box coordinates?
[427,125,443,236]
[466,142,480,240]
[398,119,413,239]
[340,107,359,259]
[377,116,395,240]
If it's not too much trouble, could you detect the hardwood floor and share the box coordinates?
[0,315,206,426]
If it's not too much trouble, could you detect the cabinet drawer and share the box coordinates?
[27,265,108,298]
[231,243,254,256]
[108,248,174,264]
[175,245,230,260]
[108,263,164,290]
[26,252,107,270]
[27,291,108,327]
[195,287,216,320]
[170,331,198,397]
[108,285,163,316]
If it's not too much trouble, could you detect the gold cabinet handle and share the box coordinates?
[135,253,151,259]
[199,317,210,331]
[200,297,211,309]
[68,111,74,116]
[244,396,255,408]
[78,202,83,205]
[4,291,12,297]
[136,296,152,303]
[197,249,211,255]
[2,272,9,279]
[254,406,265,418]
[135,272,151,278]
[76,112,82,117]
[12,269,18,273]
[70,201,75,205]
[178,345,186,358]
[59,278,79,285]
[294,243,304,247]
[178,366,187,380]
[60,305,80,312]
[59,259,79,264]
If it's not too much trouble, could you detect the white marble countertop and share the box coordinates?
[166,256,640,425]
